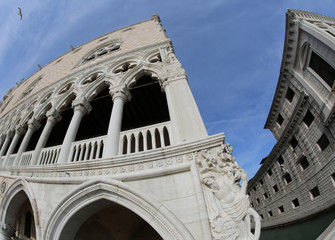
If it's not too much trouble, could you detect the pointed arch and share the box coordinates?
[0,178,40,239]
[44,179,194,240]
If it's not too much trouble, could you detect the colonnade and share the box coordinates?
[0,84,132,166]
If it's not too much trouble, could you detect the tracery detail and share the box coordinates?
[196,143,261,240]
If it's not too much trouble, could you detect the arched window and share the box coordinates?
[163,127,170,146]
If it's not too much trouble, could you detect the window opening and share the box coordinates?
[259,179,263,185]
[273,185,279,193]
[285,87,295,103]
[290,136,298,150]
[267,169,273,177]
[309,51,335,89]
[303,110,314,127]
[276,114,284,126]
[317,133,330,151]
[292,198,300,208]
[298,156,310,170]
[283,173,292,184]
[263,193,268,200]
[277,156,284,165]
[268,211,273,217]
[309,186,320,199]
[278,206,284,214]
[163,127,170,146]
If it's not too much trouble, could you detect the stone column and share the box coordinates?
[103,85,131,158]
[159,49,208,143]
[30,110,62,165]
[0,132,14,158]
[0,135,6,151]
[57,98,92,164]
[13,119,41,166]
[3,127,25,166]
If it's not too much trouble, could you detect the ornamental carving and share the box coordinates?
[196,143,261,240]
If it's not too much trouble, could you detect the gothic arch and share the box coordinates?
[120,63,165,87]
[0,178,40,239]
[44,179,194,240]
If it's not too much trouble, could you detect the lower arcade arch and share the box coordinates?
[0,180,38,239]
[45,179,194,240]
[66,199,163,240]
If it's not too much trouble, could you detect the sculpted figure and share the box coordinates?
[197,143,261,240]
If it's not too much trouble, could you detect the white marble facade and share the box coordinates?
[0,15,259,240]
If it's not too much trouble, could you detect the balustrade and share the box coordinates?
[19,150,34,166]
[120,121,171,155]
[69,136,105,162]
[39,145,61,165]
[0,122,173,168]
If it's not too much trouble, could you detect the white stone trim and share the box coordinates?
[43,178,195,240]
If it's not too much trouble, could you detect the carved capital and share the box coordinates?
[46,109,62,125]
[6,131,14,139]
[27,118,41,132]
[72,97,92,115]
[110,85,131,102]
[15,126,26,136]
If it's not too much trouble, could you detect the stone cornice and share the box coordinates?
[264,11,300,130]
[250,92,309,186]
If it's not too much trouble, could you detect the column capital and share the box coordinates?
[46,109,62,125]
[6,131,14,139]
[109,85,131,102]
[15,126,26,136]
[27,118,41,131]
[72,97,92,115]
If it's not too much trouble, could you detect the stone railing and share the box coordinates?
[69,136,105,162]
[6,154,17,167]
[0,156,5,166]
[0,122,173,167]
[39,145,62,165]
[119,121,172,155]
[19,150,34,166]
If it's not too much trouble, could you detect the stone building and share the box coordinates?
[247,10,335,239]
[0,15,260,239]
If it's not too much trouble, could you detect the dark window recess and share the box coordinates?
[277,156,284,165]
[277,114,284,126]
[251,203,254,208]
[309,51,335,89]
[284,173,292,184]
[290,136,298,150]
[268,211,273,217]
[267,169,273,177]
[298,156,310,170]
[24,211,32,238]
[273,185,279,193]
[259,179,264,185]
[310,186,320,199]
[317,134,330,151]
[253,186,257,191]
[76,87,113,141]
[303,110,314,127]
[263,193,268,199]
[260,214,264,219]
[257,198,260,204]
[278,206,285,213]
[122,76,170,131]
[285,87,295,102]
[292,198,300,208]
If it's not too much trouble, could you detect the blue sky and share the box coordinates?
[0,0,334,178]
